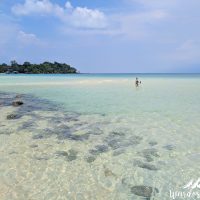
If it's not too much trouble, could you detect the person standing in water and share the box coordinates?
[135,77,142,87]
[135,77,139,87]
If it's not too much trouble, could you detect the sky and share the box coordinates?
[0,0,200,73]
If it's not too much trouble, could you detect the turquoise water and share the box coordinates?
[0,73,200,115]
[0,73,200,200]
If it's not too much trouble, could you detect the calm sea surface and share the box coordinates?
[0,73,200,200]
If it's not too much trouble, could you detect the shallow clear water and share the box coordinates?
[0,74,200,200]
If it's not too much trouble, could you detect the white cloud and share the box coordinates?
[65,1,72,10]
[11,0,170,37]
[12,0,107,29]
[70,7,107,29]
[17,31,40,45]
[12,0,54,15]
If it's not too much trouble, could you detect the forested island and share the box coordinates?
[0,61,77,74]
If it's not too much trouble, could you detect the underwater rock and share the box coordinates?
[56,149,78,161]
[35,156,49,161]
[20,121,36,130]
[89,149,99,155]
[129,135,143,143]
[85,155,96,163]
[105,133,142,151]
[145,156,154,162]
[56,151,68,157]
[139,148,160,161]
[107,139,122,150]
[9,151,18,155]
[89,145,109,155]
[7,114,20,120]
[12,101,24,106]
[131,185,159,198]
[163,144,175,151]
[95,145,109,153]
[56,131,71,140]
[134,160,159,171]
[67,149,78,161]
[32,129,55,139]
[149,141,158,146]
[110,131,126,137]
[32,134,44,139]
[68,133,90,141]
[30,144,38,148]
[104,168,117,178]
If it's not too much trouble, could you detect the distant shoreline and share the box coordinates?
[0,61,78,74]
[0,72,200,75]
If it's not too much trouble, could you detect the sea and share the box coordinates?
[0,73,200,200]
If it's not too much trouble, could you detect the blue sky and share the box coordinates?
[0,0,200,73]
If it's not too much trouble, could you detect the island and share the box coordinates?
[0,61,77,74]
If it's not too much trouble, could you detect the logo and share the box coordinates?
[169,178,200,199]
[183,179,200,190]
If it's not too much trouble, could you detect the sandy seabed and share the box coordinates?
[0,92,200,200]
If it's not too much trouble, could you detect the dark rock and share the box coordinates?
[104,168,117,178]
[43,128,55,135]
[9,151,18,154]
[56,151,68,157]
[67,149,78,161]
[130,135,143,142]
[110,131,126,137]
[32,130,53,139]
[149,141,158,146]
[12,101,24,106]
[85,155,96,163]
[32,134,44,139]
[56,149,78,161]
[107,139,121,150]
[89,145,109,155]
[134,160,159,171]
[56,124,69,130]
[20,121,36,129]
[107,138,139,150]
[7,114,20,120]
[105,133,142,151]
[57,132,71,140]
[89,149,100,155]
[139,148,160,161]
[68,133,90,141]
[131,185,159,198]
[35,156,49,160]
[145,156,154,162]
[30,144,38,148]
[163,144,175,151]
[95,145,109,153]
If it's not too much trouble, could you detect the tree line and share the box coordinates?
[0,61,77,74]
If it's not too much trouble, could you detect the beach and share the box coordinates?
[0,74,200,200]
